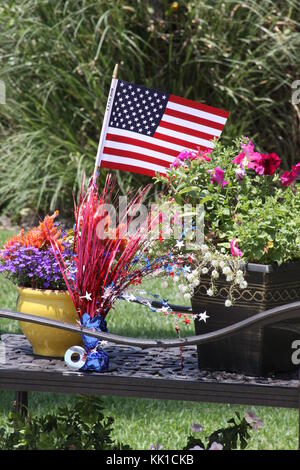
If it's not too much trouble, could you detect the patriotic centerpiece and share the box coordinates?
[47,175,170,372]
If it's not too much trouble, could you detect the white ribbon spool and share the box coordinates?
[64,345,86,370]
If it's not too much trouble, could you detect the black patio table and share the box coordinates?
[0,299,300,449]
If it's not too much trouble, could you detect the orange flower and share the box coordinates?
[3,229,26,250]
[3,211,64,251]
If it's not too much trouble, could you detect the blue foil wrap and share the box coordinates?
[80,312,109,372]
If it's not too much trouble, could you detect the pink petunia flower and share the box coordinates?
[259,153,281,175]
[281,163,300,186]
[230,238,243,257]
[209,167,228,188]
[197,148,212,162]
[171,150,197,168]
[178,150,197,161]
[171,157,183,168]
[232,140,261,169]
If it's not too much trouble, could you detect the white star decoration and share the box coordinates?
[198,311,209,323]
[81,291,92,302]
[110,80,168,135]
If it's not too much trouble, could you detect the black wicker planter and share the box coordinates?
[192,261,300,376]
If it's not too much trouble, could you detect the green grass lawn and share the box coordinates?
[0,230,298,450]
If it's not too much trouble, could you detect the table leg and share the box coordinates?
[14,391,28,417]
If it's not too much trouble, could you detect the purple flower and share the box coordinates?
[0,243,73,290]
[208,167,229,188]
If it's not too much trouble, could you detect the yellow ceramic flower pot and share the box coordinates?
[17,288,82,357]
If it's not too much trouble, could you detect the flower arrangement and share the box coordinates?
[0,212,71,290]
[46,175,170,371]
[154,137,300,304]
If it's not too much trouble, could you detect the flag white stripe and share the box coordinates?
[161,114,221,137]
[102,154,167,174]
[104,140,175,163]
[106,127,196,153]
[156,126,215,149]
[167,101,227,125]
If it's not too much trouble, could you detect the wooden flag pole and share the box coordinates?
[93,63,119,180]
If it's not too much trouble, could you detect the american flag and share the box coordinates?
[100,79,229,177]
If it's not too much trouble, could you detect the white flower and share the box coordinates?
[219,260,225,269]
[192,279,200,287]
[207,288,214,297]
[226,274,234,282]
[239,280,248,289]
[201,267,208,274]
[211,259,218,268]
[225,299,232,307]
[204,252,212,261]
[222,266,231,275]
[201,244,209,252]
[212,270,219,279]
[179,284,187,293]
[184,293,190,299]
[236,270,244,277]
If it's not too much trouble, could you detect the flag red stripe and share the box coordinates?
[153,132,208,151]
[101,160,159,177]
[159,120,216,141]
[169,95,229,118]
[103,146,173,167]
[106,133,178,157]
[164,107,225,131]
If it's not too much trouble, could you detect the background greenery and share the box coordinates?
[0,0,300,218]
[0,229,298,450]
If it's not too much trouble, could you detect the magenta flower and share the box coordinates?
[171,157,183,168]
[171,150,197,168]
[178,150,197,161]
[259,153,281,175]
[281,163,300,187]
[209,167,228,188]
[197,148,212,162]
[233,141,281,177]
[230,238,243,257]
[232,140,261,170]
